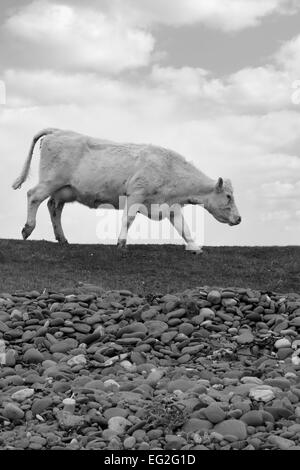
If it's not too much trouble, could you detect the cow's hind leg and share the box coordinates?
[169,209,203,254]
[47,197,68,244]
[22,183,55,240]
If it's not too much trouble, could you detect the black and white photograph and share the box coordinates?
[0,0,300,455]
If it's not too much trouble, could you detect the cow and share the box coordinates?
[12,128,241,253]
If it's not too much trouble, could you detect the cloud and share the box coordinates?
[3,0,154,73]
[261,180,300,199]
[1,1,300,246]
[151,64,294,114]
[276,34,300,78]
[119,0,299,32]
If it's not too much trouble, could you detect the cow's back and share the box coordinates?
[38,130,199,206]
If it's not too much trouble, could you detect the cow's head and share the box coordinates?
[205,177,241,226]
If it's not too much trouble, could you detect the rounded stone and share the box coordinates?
[3,403,25,421]
[104,408,129,420]
[207,290,221,305]
[249,387,275,402]
[31,397,53,416]
[277,348,294,360]
[144,321,168,338]
[236,331,254,345]
[23,348,44,364]
[167,378,194,393]
[108,416,130,436]
[123,437,136,449]
[274,338,291,349]
[178,323,194,336]
[240,410,264,427]
[214,419,247,440]
[50,338,78,353]
[11,388,34,402]
[182,419,213,433]
[202,404,226,424]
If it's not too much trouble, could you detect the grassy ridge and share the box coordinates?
[0,239,299,294]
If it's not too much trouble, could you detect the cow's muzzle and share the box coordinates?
[229,216,241,226]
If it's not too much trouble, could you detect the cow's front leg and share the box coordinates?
[169,209,203,254]
[117,196,142,250]
[117,214,136,250]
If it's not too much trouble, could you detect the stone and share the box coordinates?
[182,419,213,433]
[67,354,87,366]
[277,348,294,360]
[240,377,263,385]
[202,404,226,424]
[207,290,221,304]
[144,321,168,338]
[103,408,129,419]
[120,360,137,372]
[268,435,295,450]
[3,403,25,421]
[23,348,44,363]
[56,411,84,428]
[214,419,247,440]
[167,379,194,393]
[274,338,291,349]
[108,416,130,435]
[165,435,186,450]
[240,410,264,427]
[249,387,275,402]
[11,388,34,402]
[123,437,136,449]
[178,323,194,336]
[236,331,254,344]
[263,378,290,391]
[50,338,78,353]
[31,397,53,416]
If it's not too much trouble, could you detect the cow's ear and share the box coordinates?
[215,177,224,193]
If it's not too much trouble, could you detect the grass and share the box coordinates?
[0,239,299,295]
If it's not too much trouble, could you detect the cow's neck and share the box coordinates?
[183,170,215,206]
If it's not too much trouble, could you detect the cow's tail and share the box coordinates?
[12,128,60,190]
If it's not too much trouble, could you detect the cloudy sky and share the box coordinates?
[0,0,300,246]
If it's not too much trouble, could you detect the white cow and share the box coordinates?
[12,128,241,252]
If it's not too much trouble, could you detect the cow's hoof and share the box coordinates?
[22,224,33,240]
[185,244,203,255]
[57,239,69,246]
[117,240,127,250]
[117,241,128,257]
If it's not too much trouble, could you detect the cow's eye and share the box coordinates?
[227,194,232,202]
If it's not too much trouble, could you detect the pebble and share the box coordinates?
[236,331,254,344]
[268,435,295,450]
[0,285,299,450]
[214,419,247,440]
[108,417,130,435]
[3,403,25,421]
[167,379,194,393]
[183,419,213,432]
[240,410,265,426]
[207,290,221,304]
[11,388,35,402]
[67,354,87,366]
[202,404,226,424]
[31,398,53,416]
[123,436,136,449]
[249,387,275,402]
[274,338,291,349]
[178,323,194,336]
[23,348,44,364]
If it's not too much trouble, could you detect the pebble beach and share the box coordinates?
[1,283,300,451]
